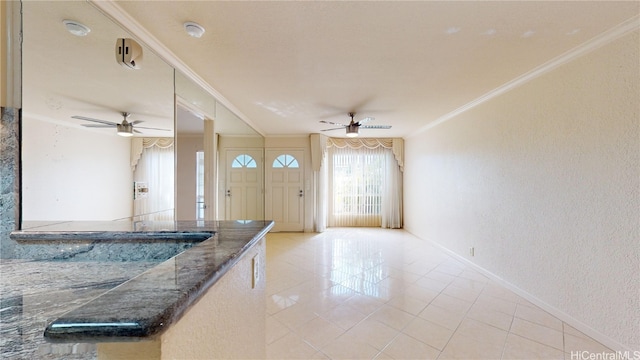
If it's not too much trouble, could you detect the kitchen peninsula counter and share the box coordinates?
[4,220,273,359]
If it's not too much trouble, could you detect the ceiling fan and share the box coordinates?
[320,112,391,137]
[72,112,170,137]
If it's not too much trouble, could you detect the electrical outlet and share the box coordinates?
[252,255,259,289]
[470,247,475,257]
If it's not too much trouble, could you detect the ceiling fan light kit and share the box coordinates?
[320,112,391,137]
[116,123,133,137]
[74,112,170,136]
[346,124,359,137]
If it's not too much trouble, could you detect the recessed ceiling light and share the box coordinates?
[522,30,536,38]
[63,20,91,36]
[184,21,205,38]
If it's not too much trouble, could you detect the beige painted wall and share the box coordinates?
[404,31,639,350]
[1,0,21,108]
[1,1,6,107]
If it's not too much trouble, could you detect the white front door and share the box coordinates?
[266,150,304,232]
[225,149,263,220]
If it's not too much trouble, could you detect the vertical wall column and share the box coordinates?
[203,119,216,220]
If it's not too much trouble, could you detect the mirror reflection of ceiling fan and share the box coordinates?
[72,112,170,137]
[320,112,391,138]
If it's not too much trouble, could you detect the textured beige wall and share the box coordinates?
[1,0,13,108]
[1,0,21,109]
[98,340,161,360]
[98,237,266,359]
[160,237,266,359]
[1,1,6,107]
[404,30,639,350]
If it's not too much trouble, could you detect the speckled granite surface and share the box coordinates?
[1,220,273,359]
[12,221,214,261]
[1,259,158,359]
[1,107,21,259]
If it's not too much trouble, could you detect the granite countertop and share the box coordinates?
[3,220,273,357]
[1,259,159,359]
[14,220,217,241]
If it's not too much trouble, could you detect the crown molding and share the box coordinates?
[410,15,640,138]
[88,0,266,137]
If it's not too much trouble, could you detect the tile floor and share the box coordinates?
[265,228,613,359]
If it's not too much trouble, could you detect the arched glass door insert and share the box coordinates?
[232,154,257,168]
[272,154,299,168]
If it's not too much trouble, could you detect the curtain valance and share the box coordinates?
[131,137,174,171]
[326,137,404,172]
[327,138,392,149]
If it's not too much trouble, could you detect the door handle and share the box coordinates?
[226,189,231,197]
[299,190,304,198]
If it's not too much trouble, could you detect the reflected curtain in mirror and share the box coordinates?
[131,138,175,221]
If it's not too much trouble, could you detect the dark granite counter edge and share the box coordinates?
[10,231,215,242]
[42,221,274,343]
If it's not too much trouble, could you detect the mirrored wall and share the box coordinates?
[174,71,264,222]
[20,1,264,228]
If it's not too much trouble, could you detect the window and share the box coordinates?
[272,154,299,168]
[232,154,257,168]
[329,146,385,227]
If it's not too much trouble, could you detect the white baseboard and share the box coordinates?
[410,232,631,352]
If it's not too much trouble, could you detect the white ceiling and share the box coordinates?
[111,1,639,138]
[23,1,639,139]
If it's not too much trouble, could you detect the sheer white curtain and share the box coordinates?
[132,138,174,221]
[311,134,329,232]
[382,149,403,228]
[329,145,384,227]
[318,158,328,231]
[324,138,403,229]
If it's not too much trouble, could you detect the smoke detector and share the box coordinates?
[184,21,205,38]
[63,20,90,36]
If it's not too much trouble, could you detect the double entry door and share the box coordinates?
[224,148,304,232]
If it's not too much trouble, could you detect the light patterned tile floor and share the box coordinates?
[265,228,613,360]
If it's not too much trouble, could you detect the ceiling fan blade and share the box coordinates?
[320,120,347,127]
[360,125,392,129]
[321,127,346,131]
[134,126,171,131]
[81,124,115,128]
[72,115,117,126]
[134,129,143,134]
[130,120,144,126]
[356,117,375,125]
